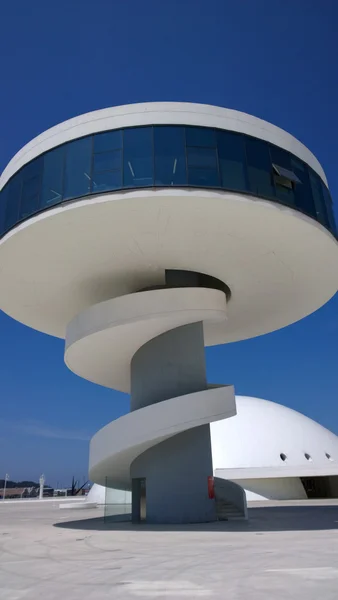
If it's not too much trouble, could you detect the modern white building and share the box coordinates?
[0,102,337,523]
[211,396,338,501]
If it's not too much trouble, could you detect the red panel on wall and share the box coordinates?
[208,476,215,499]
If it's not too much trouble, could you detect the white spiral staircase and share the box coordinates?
[65,281,237,523]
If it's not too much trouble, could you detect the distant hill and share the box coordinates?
[0,480,45,488]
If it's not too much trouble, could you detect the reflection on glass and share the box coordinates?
[218,131,248,191]
[92,171,122,193]
[93,150,121,172]
[0,186,8,235]
[21,177,40,217]
[310,171,329,228]
[20,157,43,218]
[123,127,153,187]
[94,130,122,153]
[41,146,65,208]
[269,146,295,205]
[291,157,316,218]
[154,126,186,186]
[188,168,219,187]
[4,176,22,231]
[321,183,336,236]
[246,138,275,198]
[186,126,216,147]
[63,137,92,200]
[187,147,217,169]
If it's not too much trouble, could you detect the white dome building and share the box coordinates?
[211,396,338,501]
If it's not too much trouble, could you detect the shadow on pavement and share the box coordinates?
[54,504,338,532]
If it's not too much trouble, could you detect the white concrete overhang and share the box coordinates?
[0,189,337,343]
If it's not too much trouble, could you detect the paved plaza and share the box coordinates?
[1,499,338,599]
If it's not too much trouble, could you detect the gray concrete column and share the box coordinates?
[130,322,207,411]
[130,322,216,524]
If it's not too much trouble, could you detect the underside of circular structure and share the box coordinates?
[0,190,337,349]
[1,102,337,523]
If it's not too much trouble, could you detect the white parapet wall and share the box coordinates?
[59,484,132,510]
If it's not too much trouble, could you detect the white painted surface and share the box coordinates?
[0,190,337,343]
[214,477,248,518]
[0,102,327,187]
[211,396,338,473]
[85,483,106,504]
[234,477,307,501]
[89,385,236,487]
[65,287,227,392]
[211,395,338,499]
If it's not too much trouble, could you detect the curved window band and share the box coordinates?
[0,125,336,238]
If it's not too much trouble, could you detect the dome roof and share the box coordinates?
[211,396,338,476]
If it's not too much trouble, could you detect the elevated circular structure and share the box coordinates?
[0,102,337,345]
[1,102,337,523]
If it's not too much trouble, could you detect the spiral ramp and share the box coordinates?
[65,282,236,523]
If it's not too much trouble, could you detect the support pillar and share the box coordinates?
[130,322,216,524]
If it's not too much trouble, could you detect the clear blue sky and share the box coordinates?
[0,0,337,487]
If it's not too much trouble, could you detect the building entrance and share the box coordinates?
[301,476,337,499]
[132,478,146,523]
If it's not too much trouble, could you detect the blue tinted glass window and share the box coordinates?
[123,127,153,187]
[321,182,336,236]
[269,146,291,167]
[1,126,334,237]
[21,177,40,217]
[246,138,274,198]
[217,131,248,191]
[188,168,220,187]
[186,127,219,186]
[41,146,65,208]
[63,137,92,200]
[269,146,295,206]
[185,127,216,147]
[187,147,217,169]
[0,185,8,235]
[22,156,42,180]
[4,174,22,231]
[290,157,316,218]
[154,126,187,186]
[92,171,122,193]
[93,130,122,153]
[20,157,43,218]
[93,150,121,172]
[309,171,329,228]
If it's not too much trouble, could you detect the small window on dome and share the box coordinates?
[325,453,333,461]
[280,453,287,462]
[304,453,312,461]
